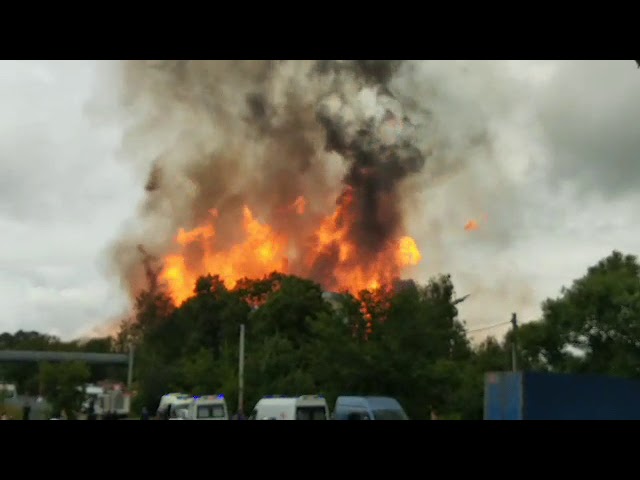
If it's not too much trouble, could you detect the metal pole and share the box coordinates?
[238,324,245,413]
[127,343,134,389]
[510,313,518,372]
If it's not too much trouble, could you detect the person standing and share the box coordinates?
[87,398,97,420]
[232,408,247,420]
[22,400,31,420]
[430,406,439,420]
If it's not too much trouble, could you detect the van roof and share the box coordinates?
[256,395,327,407]
[193,394,225,402]
[335,396,403,409]
[164,393,190,398]
[261,394,325,400]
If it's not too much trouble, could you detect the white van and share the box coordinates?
[157,393,192,419]
[177,395,229,420]
[250,395,330,420]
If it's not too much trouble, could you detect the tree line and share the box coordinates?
[2,250,640,420]
[0,333,124,418]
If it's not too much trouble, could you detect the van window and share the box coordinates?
[197,404,226,419]
[371,409,408,420]
[347,411,370,420]
[296,406,327,420]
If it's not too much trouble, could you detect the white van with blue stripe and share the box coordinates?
[249,395,329,420]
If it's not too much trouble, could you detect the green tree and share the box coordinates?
[365,276,472,419]
[174,274,250,357]
[245,332,316,407]
[116,248,176,352]
[240,275,333,408]
[513,251,640,378]
[131,347,180,415]
[128,273,251,414]
[0,331,64,395]
[39,361,90,419]
[247,275,332,347]
[179,347,220,394]
[306,308,372,407]
[452,337,511,420]
[305,276,474,419]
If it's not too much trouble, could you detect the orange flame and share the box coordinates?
[464,219,479,231]
[160,206,288,305]
[291,196,306,215]
[465,213,488,231]
[158,192,423,306]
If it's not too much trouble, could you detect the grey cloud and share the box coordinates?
[536,60,640,199]
[399,61,640,335]
[0,273,126,339]
[0,60,136,340]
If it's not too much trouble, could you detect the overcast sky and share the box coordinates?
[1,60,639,341]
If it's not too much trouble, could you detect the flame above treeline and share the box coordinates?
[111,60,437,307]
[161,189,422,305]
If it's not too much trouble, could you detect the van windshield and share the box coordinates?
[371,409,408,420]
[296,406,327,420]
[197,404,226,419]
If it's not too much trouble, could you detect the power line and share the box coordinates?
[466,320,511,334]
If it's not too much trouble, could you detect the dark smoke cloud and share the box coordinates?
[108,60,531,314]
[312,61,429,259]
[110,60,430,295]
[313,60,404,88]
[316,101,426,254]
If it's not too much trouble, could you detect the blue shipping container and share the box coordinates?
[484,371,640,420]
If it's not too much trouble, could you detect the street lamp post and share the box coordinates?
[127,343,135,389]
[510,313,518,372]
[238,323,245,414]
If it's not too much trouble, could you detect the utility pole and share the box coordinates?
[127,343,135,389]
[510,313,518,372]
[238,323,245,414]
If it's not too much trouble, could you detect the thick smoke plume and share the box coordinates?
[111,61,425,294]
[109,60,537,325]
